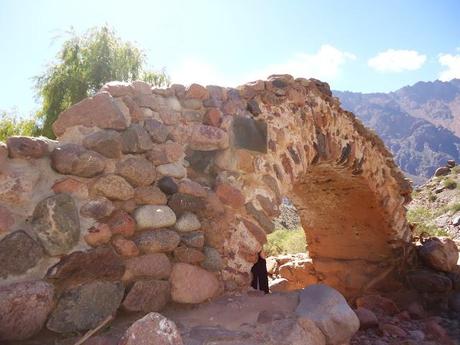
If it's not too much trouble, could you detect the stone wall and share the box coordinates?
[0,75,412,340]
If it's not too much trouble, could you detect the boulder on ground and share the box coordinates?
[0,280,55,341]
[122,280,170,312]
[434,166,450,177]
[295,284,359,345]
[47,281,124,333]
[419,237,459,272]
[118,312,183,345]
[170,263,219,303]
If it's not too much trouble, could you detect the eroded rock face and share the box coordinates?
[47,280,124,333]
[119,312,183,345]
[170,263,219,303]
[295,284,359,345]
[0,280,55,341]
[32,193,80,256]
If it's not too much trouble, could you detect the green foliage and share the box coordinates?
[448,203,460,213]
[0,111,38,142]
[35,26,169,138]
[427,191,437,202]
[407,207,448,237]
[263,227,307,256]
[443,178,457,189]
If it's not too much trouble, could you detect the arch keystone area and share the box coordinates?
[0,74,413,338]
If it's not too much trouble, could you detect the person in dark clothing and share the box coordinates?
[251,251,269,294]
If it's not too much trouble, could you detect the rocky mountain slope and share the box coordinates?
[334,79,460,182]
[408,160,460,241]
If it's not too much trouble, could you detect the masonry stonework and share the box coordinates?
[0,75,412,340]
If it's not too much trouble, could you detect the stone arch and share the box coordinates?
[0,74,413,339]
[211,75,412,297]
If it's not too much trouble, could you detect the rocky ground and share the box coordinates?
[7,287,459,345]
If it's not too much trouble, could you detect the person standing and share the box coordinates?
[250,251,269,294]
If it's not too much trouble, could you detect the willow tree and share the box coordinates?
[35,26,169,138]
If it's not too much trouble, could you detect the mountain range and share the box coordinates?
[334,79,460,184]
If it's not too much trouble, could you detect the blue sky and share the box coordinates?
[1,0,460,116]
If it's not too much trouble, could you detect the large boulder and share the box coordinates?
[0,280,55,341]
[52,92,129,136]
[0,230,44,278]
[46,246,125,286]
[119,312,183,345]
[406,269,453,293]
[51,144,106,177]
[7,136,49,159]
[419,237,459,272]
[123,253,172,282]
[134,229,181,254]
[47,280,124,333]
[170,263,219,303]
[122,280,170,312]
[32,193,80,256]
[295,284,359,345]
[134,205,177,229]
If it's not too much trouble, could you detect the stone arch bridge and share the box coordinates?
[0,74,412,339]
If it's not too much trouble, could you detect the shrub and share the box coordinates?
[443,178,457,190]
[407,207,448,237]
[264,227,306,256]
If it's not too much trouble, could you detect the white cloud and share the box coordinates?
[246,44,356,82]
[368,49,426,72]
[170,45,356,87]
[438,53,460,81]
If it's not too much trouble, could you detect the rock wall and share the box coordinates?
[0,75,412,340]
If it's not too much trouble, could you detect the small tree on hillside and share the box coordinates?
[35,26,169,138]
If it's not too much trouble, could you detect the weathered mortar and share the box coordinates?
[0,75,412,340]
